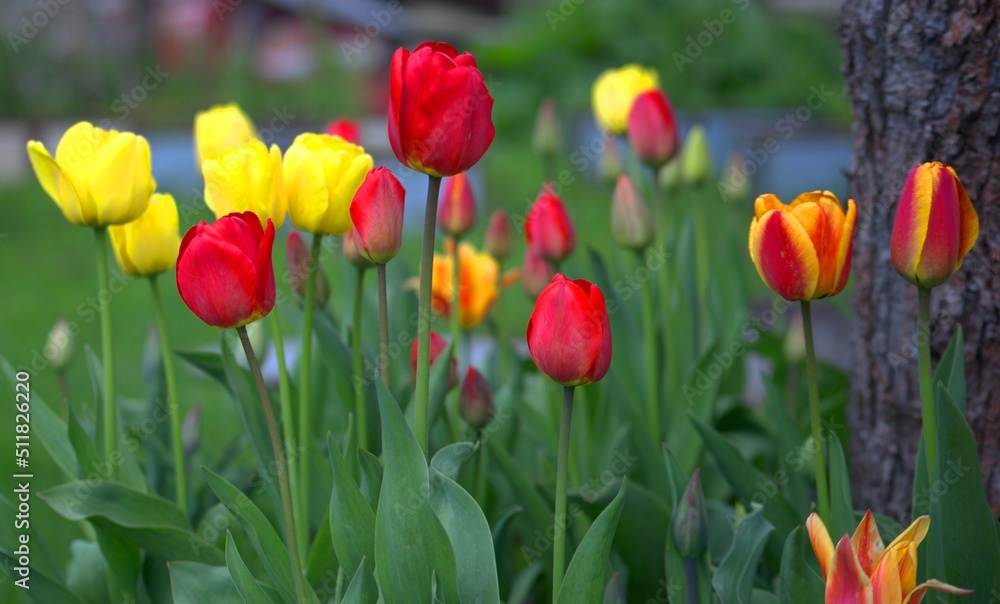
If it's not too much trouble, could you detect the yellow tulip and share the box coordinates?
[27,121,156,226]
[431,242,500,328]
[284,133,373,236]
[203,139,286,228]
[194,104,257,165]
[109,193,181,277]
[591,64,659,134]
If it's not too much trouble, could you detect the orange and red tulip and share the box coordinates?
[890,162,978,289]
[748,191,857,301]
[438,172,477,237]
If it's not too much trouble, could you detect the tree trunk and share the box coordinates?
[840,0,1000,520]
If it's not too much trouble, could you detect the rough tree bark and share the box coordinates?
[840,0,999,520]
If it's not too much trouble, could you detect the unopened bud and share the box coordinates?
[288,231,330,307]
[672,468,708,558]
[598,140,624,184]
[783,312,805,364]
[484,210,512,261]
[343,227,374,270]
[532,97,562,157]
[439,173,476,237]
[521,246,555,299]
[680,125,712,185]
[611,174,654,251]
[45,318,73,372]
[460,367,495,430]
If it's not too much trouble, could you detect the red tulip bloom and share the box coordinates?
[627,89,679,168]
[438,172,477,236]
[326,118,361,145]
[388,41,496,177]
[526,274,612,387]
[525,184,575,262]
[350,167,405,264]
[177,212,275,328]
[410,331,457,387]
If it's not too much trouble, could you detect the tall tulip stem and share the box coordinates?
[637,249,659,444]
[268,309,304,561]
[650,172,674,398]
[298,234,323,541]
[800,301,830,521]
[450,235,462,368]
[376,264,390,389]
[415,175,442,457]
[553,385,574,600]
[352,267,369,453]
[685,557,699,604]
[94,227,116,479]
[236,326,307,604]
[917,287,936,480]
[149,276,187,514]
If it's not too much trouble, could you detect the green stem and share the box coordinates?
[685,557,699,604]
[638,250,659,444]
[149,276,187,514]
[377,264,390,389]
[298,234,323,541]
[94,227,116,479]
[269,309,304,561]
[801,301,829,522]
[236,326,307,604]
[415,175,442,457]
[450,235,462,369]
[474,429,489,504]
[650,173,674,397]
[917,287,936,480]
[552,385,574,600]
[352,267,369,454]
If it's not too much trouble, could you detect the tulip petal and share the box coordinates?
[256,219,276,318]
[176,227,258,328]
[749,210,820,300]
[878,515,930,563]
[902,580,973,604]
[90,132,154,224]
[949,166,978,270]
[831,199,857,296]
[754,193,787,218]
[827,535,874,604]
[806,513,835,579]
[870,547,902,604]
[914,166,960,286]
[284,149,330,233]
[55,121,111,221]
[27,141,86,225]
[851,510,885,576]
[526,275,606,386]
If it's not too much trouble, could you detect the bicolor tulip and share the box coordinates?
[460,367,495,430]
[438,172,477,236]
[326,118,361,145]
[176,212,275,329]
[410,331,457,386]
[522,246,555,299]
[194,104,257,165]
[287,231,329,308]
[749,191,857,301]
[890,162,979,289]
[203,139,286,228]
[388,41,495,177]
[350,166,405,264]
[484,210,512,261]
[526,185,575,263]
[532,97,562,157]
[431,242,500,328]
[109,193,181,276]
[611,174,654,251]
[343,227,375,269]
[526,274,612,387]
[27,121,156,226]
[284,133,373,235]
[627,89,679,168]
[807,512,970,603]
[591,64,659,134]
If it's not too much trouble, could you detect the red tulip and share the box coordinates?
[388,41,495,177]
[350,166,405,264]
[522,245,555,299]
[177,212,275,328]
[410,331,457,387]
[460,367,495,430]
[438,172,477,236]
[526,274,612,386]
[627,89,679,168]
[525,184,575,262]
[484,209,512,261]
[326,118,361,145]
[287,231,329,307]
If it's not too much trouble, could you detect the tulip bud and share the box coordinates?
[410,332,457,388]
[611,175,654,251]
[672,468,708,559]
[351,166,406,264]
[783,312,805,365]
[719,152,750,203]
[603,572,627,604]
[110,193,182,277]
[658,158,682,192]
[45,318,73,372]
[532,97,562,157]
[890,162,979,289]
[326,118,361,145]
[598,141,625,185]
[182,405,202,456]
[460,367,495,430]
[525,185,575,263]
[287,231,330,308]
[627,89,679,168]
[438,173,477,237]
[527,274,612,387]
[522,246,555,299]
[484,210,512,261]
[343,227,375,269]
[680,125,712,185]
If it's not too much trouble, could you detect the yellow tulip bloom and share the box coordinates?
[284,133,373,235]
[27,121,156,226]
[194,104,257,166]
[591,64,659,134]
[203,139,287,229]
[431,242,500,328]
[109,193,181,277]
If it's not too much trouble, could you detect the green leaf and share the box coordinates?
[314,306,368,416]
[0,549,87,603]
[488,437,551,533]
[430,442,475,482]
[662,450,712,604]
[777,527,824,604]
[327,433,376,579]
[38,481,223,565]
[762,378,809,517]
[203,469,315,604]
[491,506,523,596]
[95,528,140,604]
[357,448,383,512]
[925,384,1000,599]
[555,480,628,604]
[826,434,854,542]
[168,562,243,604]
[225,531,276,604]
[341,558,379,604]
[405,342,455,436]
[667,343,723,471]
[66,407,98,481]
[374,379,459,604]
[712,506,774,604]
[64,540,109,603]
[605,482,669,602]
